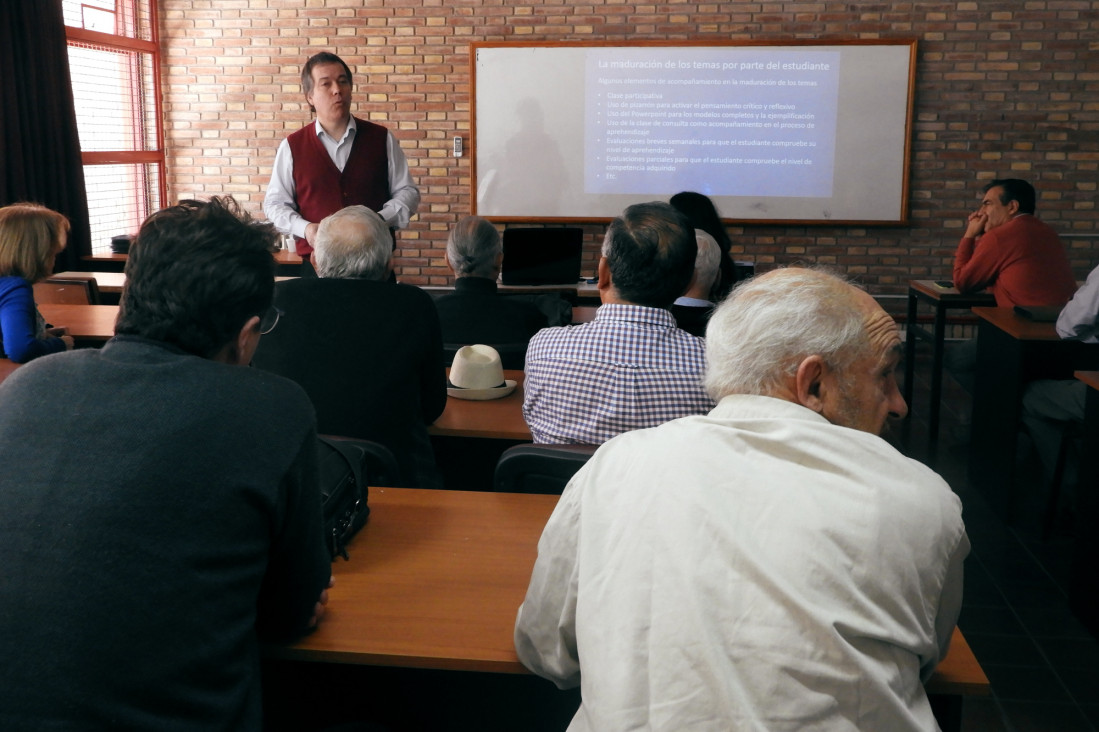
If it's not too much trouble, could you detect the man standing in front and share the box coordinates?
[515,267,969,731]
[522,201,713,444]
[264,51,420,261]
[0,197,332,728]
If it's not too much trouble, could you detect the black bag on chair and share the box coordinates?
[317,436,372,561]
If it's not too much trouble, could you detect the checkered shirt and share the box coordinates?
[523,303,714,444]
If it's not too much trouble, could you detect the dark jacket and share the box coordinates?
[253,277,447,488]
[0,336,329,729]
[434,276,549,346]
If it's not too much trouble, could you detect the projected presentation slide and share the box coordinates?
[474,41,915,224]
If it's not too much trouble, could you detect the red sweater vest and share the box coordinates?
[286,117,390,255]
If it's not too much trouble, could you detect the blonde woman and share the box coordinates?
[0,203,74,362]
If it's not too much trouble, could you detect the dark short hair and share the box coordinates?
[602,202,696,309]
[116,197,277,358]
[302,52,352,98]
[984,178,1036,215]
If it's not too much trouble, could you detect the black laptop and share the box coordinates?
[500,227,584,286]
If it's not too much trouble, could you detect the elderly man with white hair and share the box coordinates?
[252,205,446,489]
[515,267,969,732]
[432,215,548,361]
[671,228,723,337]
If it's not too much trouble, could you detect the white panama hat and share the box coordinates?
[447,344,518,401]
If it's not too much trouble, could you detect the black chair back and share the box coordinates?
[494,443,598,494]
[35,277,101,305]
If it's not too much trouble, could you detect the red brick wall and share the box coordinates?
[158,1,1099,292]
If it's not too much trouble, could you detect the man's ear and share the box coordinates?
[597,256,612,290]
[794,355,829,414]
[219,315,261,366]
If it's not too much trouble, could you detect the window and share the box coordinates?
[63,0,163,255]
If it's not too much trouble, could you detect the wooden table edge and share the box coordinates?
[267,628,989,694]
[908,279,996,306]
[924,629,990,697]
[263,645,526,674]
[1075,370,1099,391]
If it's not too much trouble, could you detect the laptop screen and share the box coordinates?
[500,227,584,286]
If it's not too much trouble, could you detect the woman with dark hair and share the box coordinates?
[670,191,739,301]
[0,203,74,362]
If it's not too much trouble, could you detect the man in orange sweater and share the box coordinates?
[952,178,1076,307]
[948,178,1077,393]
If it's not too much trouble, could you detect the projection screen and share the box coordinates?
[472,40,917,225]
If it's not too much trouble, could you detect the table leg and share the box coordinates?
[928,303,948,458]
[904,290,918,412]
[969,321,1020,516]
[1071,386,1099,635]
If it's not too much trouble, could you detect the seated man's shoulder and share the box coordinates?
[189,364,318,453]
[0,348,93,395]
[183,348,319,423]
[234,359,314,404]
[281,277,435,312]
[527,321,587,352]
[389,281,439,308]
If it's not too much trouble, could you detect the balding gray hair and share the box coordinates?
[447,216,501,278]
[703,267,871,401]
[693,229,722,295]
[312,205,392,280]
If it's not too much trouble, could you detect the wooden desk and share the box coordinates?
[53,271,126,294]
[82,249,303,274]
[37,304,119,343]
[268,488,987,719]
[54,271,296,296]
[428,369,530,441]
[969,307,1099,516]
[81,253,128,273]
[1070,370,1099,636]
[268,487,557,672]
[421,281,601,309]
[903,280,995,457]
[273,248,303,266]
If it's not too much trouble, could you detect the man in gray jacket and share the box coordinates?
[0,197,332,729]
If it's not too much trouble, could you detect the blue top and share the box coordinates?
[0,275,67,363]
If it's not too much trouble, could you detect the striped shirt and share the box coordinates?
[523,303,713,444]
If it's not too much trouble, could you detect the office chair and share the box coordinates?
[494,443,598,494]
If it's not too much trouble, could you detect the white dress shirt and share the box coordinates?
[515,394,969,732]
[1056,263,1097,343]
[263,117,420,238]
